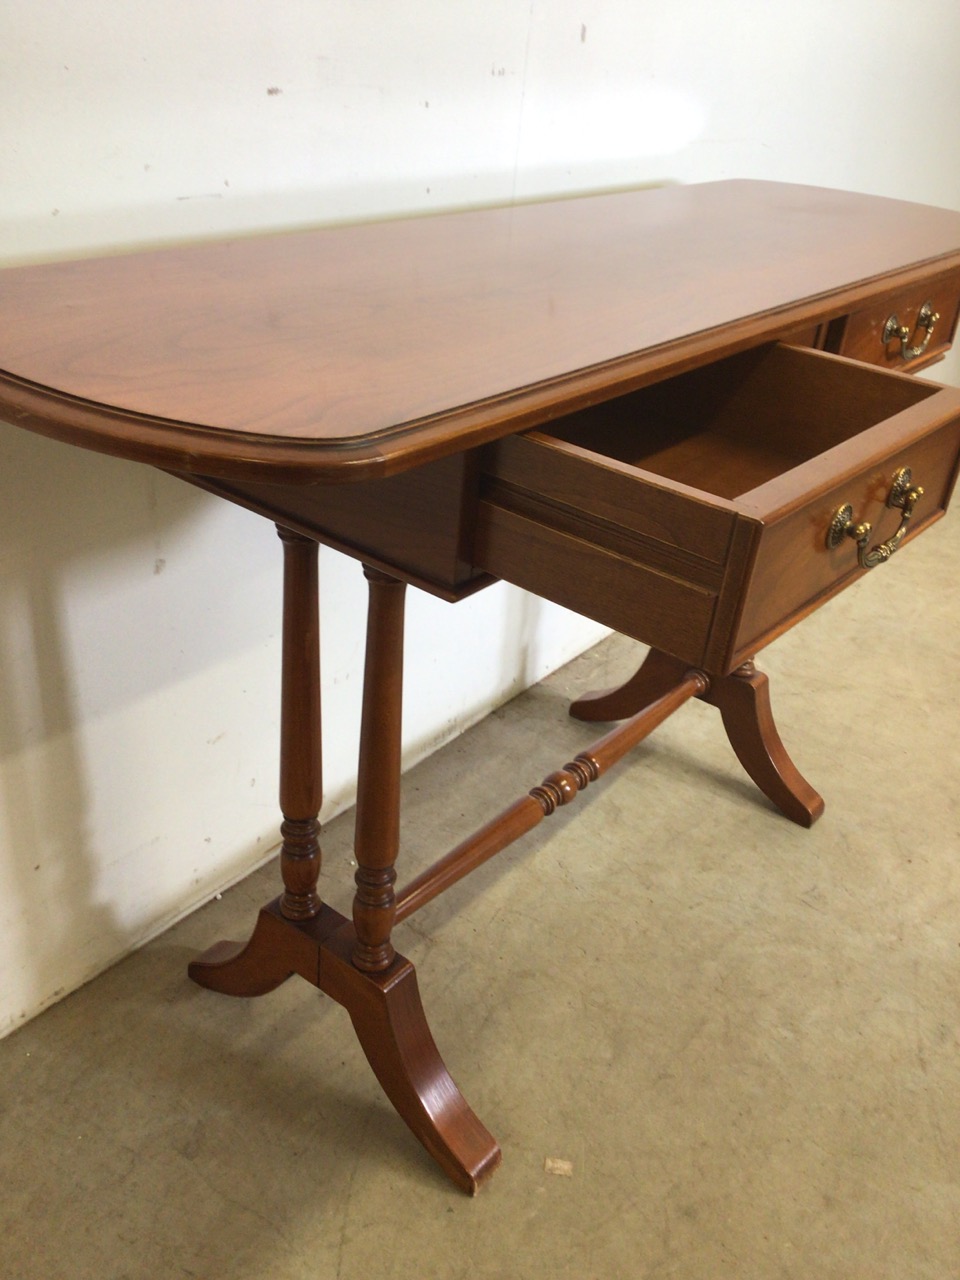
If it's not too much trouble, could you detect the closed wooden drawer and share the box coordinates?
[474,343,960,674]
[829,271,960,371]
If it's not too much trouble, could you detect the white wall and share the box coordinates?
[2,1,959,1035]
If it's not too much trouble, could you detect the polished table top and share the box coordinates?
[3,180,960,482]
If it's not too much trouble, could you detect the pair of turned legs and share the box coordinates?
[189,525,822,1192]
[189,529,501,1191]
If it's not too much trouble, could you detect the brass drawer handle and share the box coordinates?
[826,467,924,569]
[882,300,939,361]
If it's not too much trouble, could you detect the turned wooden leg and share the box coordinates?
[334,566,499,1184]
[570,646,823,826]
[276,526,324,920]
[189,524,323,994]
[351,567,405,973]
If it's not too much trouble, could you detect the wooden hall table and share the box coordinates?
[3,181,960,1192]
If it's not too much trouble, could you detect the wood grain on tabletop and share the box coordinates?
[2,181,960,479]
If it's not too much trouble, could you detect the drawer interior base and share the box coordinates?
[544,342,938,499]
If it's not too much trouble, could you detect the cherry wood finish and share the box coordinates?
[477,342,960,675]
[352,568,406,973]
[189,553,501,1190]
[189,899,501,1193]
[3,182,960,482]
[188,453,489,600]
[4,182,960,1192]
[825,267,960,371]
[276,526,324,921]
[571,648,824,828]
[395,669,707,922]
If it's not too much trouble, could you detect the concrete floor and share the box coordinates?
[1,513,959,1279]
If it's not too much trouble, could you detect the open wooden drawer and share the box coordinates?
[474,343,960,675]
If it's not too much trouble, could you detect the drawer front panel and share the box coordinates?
[732,414,960,660]
[834,273,960,371]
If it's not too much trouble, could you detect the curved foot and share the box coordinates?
[192,901,500,1192]
[570,648,689,722]
[188,901,307,996]
[320,919,501,1193]
[707,662,824,828]
[571,646,823,826]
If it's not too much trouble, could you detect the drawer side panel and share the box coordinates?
[474,499,720,667]
[487,433,738,565]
